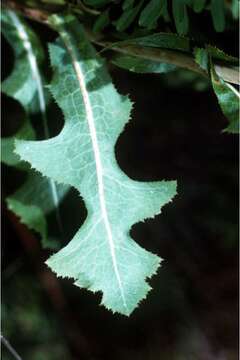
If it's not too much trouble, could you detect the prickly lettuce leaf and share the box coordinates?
[1,10,67,247]
[15,14,177,315]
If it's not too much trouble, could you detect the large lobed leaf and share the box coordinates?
[15,14,177,315]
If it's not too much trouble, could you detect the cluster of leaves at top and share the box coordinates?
[87,0,238,35]
[1,0,239,316]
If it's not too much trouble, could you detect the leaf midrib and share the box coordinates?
[56,18,129,313]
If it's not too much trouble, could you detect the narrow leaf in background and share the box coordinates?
[115,0,144,32]
[139,0,166,29]
[172,0,189,35]
[210,0,225,32]
[193,0,207,13]
[112,54,176,73]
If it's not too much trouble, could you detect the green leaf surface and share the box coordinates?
[139,0,166,29]
[114,32,191,52]
[210,0,225,32]
[193,0,207,13]
[2,118,34,167]
[122,0,135,11]
[194,46,239,133]
[194,47,209,71]
[83,0,110,7]
[161,0,170,22]
[7,172,68,248]
[112,54,176,73]
[231,0,239,19]
[93,9,110,33]
[172,0,189,35]
[114,0,144,32]
[207,45,238,64]
[1,9,68,247]
[15,14,177,315]
[194,45,238,72]
[211,63,239,134]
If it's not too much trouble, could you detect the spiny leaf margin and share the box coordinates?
[15,14,177,316]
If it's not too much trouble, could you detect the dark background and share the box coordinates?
[2,11,239,360]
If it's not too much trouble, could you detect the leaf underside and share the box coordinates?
[15,14,177,315]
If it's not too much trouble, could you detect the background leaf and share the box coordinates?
[172,0,189,35]
[194,46,239,133]
[83,0,111,7]
[231,0,239,19]
[112,54,176,73]
[1,9,68,248]
[210,0,225,32]
[93,9,110,33]
[211,63,239,134]
[139,0,166,29]
[1,10,47,114]
[113,32,190,52]
[193,0,207,13]
[114,0,144,32]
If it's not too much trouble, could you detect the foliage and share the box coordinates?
[194,46,239,133]
[84,0,238,35]
[2,10,69,248]
[1,0,239,317]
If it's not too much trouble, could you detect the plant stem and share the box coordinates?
[3,0,239,85]
[1,335,22,360]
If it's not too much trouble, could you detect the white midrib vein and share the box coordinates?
[61,30,128,312]
[225,82,240,99]
[8,10,63,234]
